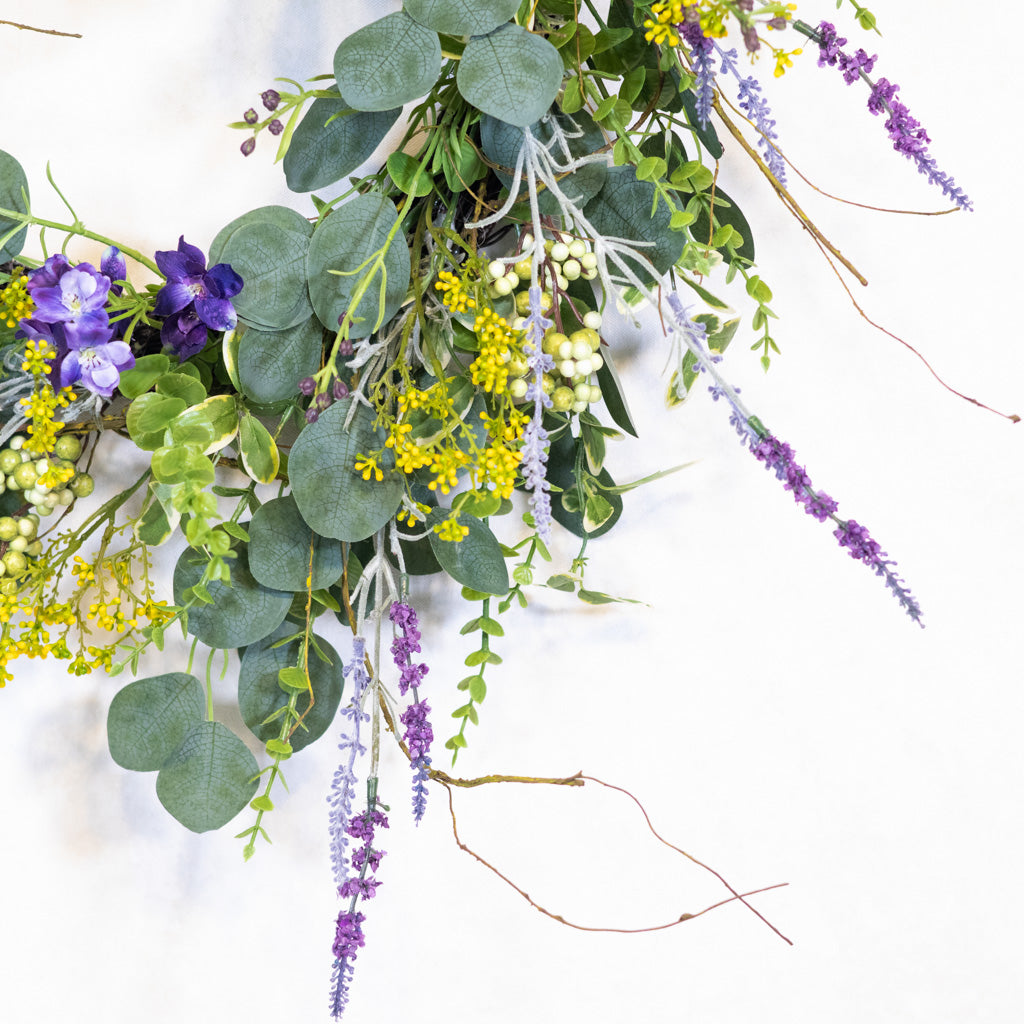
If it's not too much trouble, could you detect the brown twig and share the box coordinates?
[439,777,791,941]
[0,19,81,38]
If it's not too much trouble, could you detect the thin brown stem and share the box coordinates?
[0,19,81,38]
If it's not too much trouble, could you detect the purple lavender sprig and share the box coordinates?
[804,20,972,211]
[682,21,717,127]
[390,601,433,823]
[329,800,389,1020]
[716,44,787,184]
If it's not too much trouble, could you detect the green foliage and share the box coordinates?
[107,673,205,771]
[306,194,410,338]
[284,98,401,193]
[237,627,344,752]
[457,24,563,128]
[288,398,404,541]
[404,0,519,36]
[237,317,323,404]
[155,721,260,833]
[0,149,28,261]
[333,12,441,111]
[237,412,281,484]
[427,511,509,595]
[247,494,345,592]
[173,545,292,649]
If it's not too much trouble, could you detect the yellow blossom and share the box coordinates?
[1,272,34,329]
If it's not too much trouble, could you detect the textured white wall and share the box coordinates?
[2,3,1022,1023]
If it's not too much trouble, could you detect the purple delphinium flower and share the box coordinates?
[682,22,716,128]
[749,428,923,624]
[716,45,787,184]
[520,284,554,542]
[813,21,972,211]
[329,801,388,1020]
[153,236,243,358]
[20,256,134,396]
[390,601,433,823]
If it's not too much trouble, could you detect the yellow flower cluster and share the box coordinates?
[771,45,803,77]
[470,307,524,395]
[19,383,76,457]
[434,270,476,313]
[21,337,54,375]
[1,271,33,329]
[644,2,798,49]
[434,516,469,543]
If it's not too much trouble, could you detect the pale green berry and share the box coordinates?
[492,277,513,297]
[550,241,569,263]
[505,271,520,288]
[17,517,37,540]
[511,316,527,331]
[583,310,602,330]
[9,436,24,450]
[2,550,28,577]
[573,382,591,402]
[575,358,593,376]
[551,386,574,411]
[571,339,591,360]
[27,541,42,557]
[515,291,532,315]
[580,253,598,270]
[509,378,528,399]
[514,259,532,279]
[562,259,581,281]
[54,434,83,461]
[556,273,568,291]
[557,340,574,360]
[541,373,555,394]
[568,239,587,259]
[34,504,54,517]
[590,352,604,371]
[0,516,17,542]
[558,359,576,378]
[0,449,20,474]
[70,473,95,498]
[589,385,602,403]
[542,330,568,357]
[487,259,505,280]
[12,462,37,489]
[507,355,529,377]
[58,489,75,507]
[9,536,28,554]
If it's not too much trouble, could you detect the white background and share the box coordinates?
[2,2,1021,1023]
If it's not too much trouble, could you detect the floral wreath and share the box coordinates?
[0,2,1014,1018]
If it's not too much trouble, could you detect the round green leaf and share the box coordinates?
[289,398,404,542]
[457,24,563,128]
[284,98,401,193]
[333,12,440,112]
[689,184,755,264]
[426,510,509,595]
[544,428,623,539]
[237,316,324,404]
[306,194,410,338]
[248,494,345,592]
[238,412,281,484]
[209,205,312,266]
[404,0,519,35]
[155,721,259,833]
[238,626,344,753]
[0,149,29,262]
[107,673,205,772]
[173,544,292,649]
[218,221,313,330]
[584,165,684,280]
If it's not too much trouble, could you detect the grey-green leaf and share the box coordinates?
[209,205,312,266]
[284,98,401,193]
[457,24,563,128]
[404,0,519,36]
[0,150,29,262]
[155,721,259,833]
[173,545,292,649]
[247,494,345,592]
[237,316,324,404]
[218,221,313,330]
[289,398,404,541]
[333,12,441,111]
[107,673,205,772]
[238,626,344,753]
[427,511,509,595]
[306,194,410,338]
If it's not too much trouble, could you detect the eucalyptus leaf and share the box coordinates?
[209,205,312,266]
[289,398,404,541]
[238,626,344,752]
[238,412,280,484]
[457,24,563,128]
[173,544,292,649]
[0,149,29,261]
[426,510,509,595]
[218,221,313,330]
[333,12,441,111]
[107,673,205,772]
[237,316,323,404]
[306,194,409,338]
[284,98,401,193]
[155,721,259,833]
[404,0,519,36]
[247,494,344,592]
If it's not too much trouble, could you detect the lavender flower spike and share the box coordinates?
[520,285,555,542]
[390,601,433,823]
[682,22,717,128]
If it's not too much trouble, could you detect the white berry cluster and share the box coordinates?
[0,434,94,517]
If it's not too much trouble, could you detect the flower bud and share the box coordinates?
[240,137,256,157]
[243,108,258,125]
[261,89,281,111]
[268,119,284,136]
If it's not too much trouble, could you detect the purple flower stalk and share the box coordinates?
[748,426,923,625]
[521,284,554,542]
[390,601,433,823]
[716,45,787,184]
[329,801,388,1020]
[813,21,972,211]
[153,236,243,358]
[682,22,716,128]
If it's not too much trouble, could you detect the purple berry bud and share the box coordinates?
[298,376,317,396]
[315,392,332,412]
[333,379,350,400]
[240,138,256,157]
[261,89,280,111]
[268,119,284,136]
[305,407,319,424]
[338,339,354,356]
[243,108,258,125]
